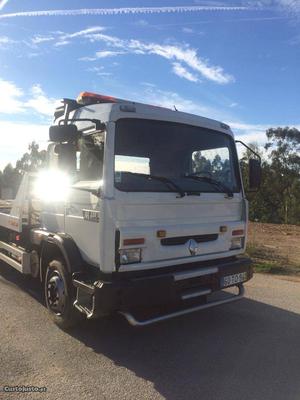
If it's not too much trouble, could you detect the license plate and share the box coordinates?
[221,272,248,288]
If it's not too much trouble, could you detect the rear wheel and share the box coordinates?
[44,259,83,329]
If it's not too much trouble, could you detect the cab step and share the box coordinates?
[72,272,97,318]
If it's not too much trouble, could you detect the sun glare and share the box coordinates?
[33,170,71,202]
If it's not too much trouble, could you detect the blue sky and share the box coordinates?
[0,0,300,168]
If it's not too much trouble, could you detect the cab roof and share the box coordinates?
[54,91,233,137]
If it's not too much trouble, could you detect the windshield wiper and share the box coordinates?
[126,172,186,198]
[183,175,233,198]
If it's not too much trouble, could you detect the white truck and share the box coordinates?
[0,92,261,328]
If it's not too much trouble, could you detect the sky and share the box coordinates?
[0,0,300,169]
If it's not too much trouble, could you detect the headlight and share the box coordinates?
[119,248,142,264]
[230,237,244,250]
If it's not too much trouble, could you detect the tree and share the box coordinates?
[192,152,212,175]
[241,129,300,225]
[0,142,46,199]
[15,141,46,174]
[265,127,300,224]
[0,163,21,198]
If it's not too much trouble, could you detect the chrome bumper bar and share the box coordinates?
[119,284,245,327]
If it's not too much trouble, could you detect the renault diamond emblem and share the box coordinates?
[187,239,198,256]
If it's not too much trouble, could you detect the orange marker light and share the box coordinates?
[157,230,167,238]
[123,238,145,246]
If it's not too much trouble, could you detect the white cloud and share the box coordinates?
[79,56,97,61]
[172,62,199,82]
[79,32,234,84]
[0,80,59,169]
[139,86,224,118]
[228,122,267,131]
[0,79,24,114]
[25,84,59,117]
[232,127,268,145]
[87,66,112,76]
[95,50,124,58]
[0,121,49,170]
[140,41,234,84]
[31,35,54,44]
[52,26,106,47]
[254,0,300,15]
[54,40,70,47]
[26,25,233,84]
[276,0,300,12]
[62,26,106,39]
[87,66,104,72]
[27,52,41,58]
[228,121,300,145]
[96,72,113,76]
[0,36,15,45]
[0,79,58,118]
[0,5,253,20]
[87,33,125,47]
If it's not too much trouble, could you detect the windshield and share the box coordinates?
[114,119,241,194]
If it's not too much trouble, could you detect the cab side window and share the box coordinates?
[76,133,104,181]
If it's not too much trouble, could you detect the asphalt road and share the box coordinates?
[0,261,300,400]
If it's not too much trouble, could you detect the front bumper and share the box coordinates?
[72,256,253,323]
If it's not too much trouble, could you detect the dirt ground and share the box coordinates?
[247,222,300,274]
[1,262,300,400]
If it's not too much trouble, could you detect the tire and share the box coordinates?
[44,259,83,329]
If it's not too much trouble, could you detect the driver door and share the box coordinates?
[64,131,104,267]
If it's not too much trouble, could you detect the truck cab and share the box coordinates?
[0,92,261,327]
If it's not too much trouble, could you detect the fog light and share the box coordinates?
[230,237,244,250]
[119,248,142,264]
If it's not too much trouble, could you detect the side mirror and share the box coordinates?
[54,143,76,172]
[249,158,261,191]
[49,124,78,142]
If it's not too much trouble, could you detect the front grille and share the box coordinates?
[161,234,218,246]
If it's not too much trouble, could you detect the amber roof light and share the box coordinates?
[77,92,117,105]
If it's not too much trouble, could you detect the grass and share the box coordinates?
[253,262,300,275]
[246,243,300,276]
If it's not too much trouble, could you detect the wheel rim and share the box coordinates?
[46,271,66,315]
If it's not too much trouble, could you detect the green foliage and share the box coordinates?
[0,142,46,197]
[242,127,300,225]
[15,141,46,174]
[192,149,232,184]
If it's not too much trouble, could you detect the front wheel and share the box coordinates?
[44,259,83,329]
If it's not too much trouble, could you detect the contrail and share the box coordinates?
[0,0,10,11]
[0,5,254,19]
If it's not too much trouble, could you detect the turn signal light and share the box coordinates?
[123,238,145,246]
[232,229,244,236]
